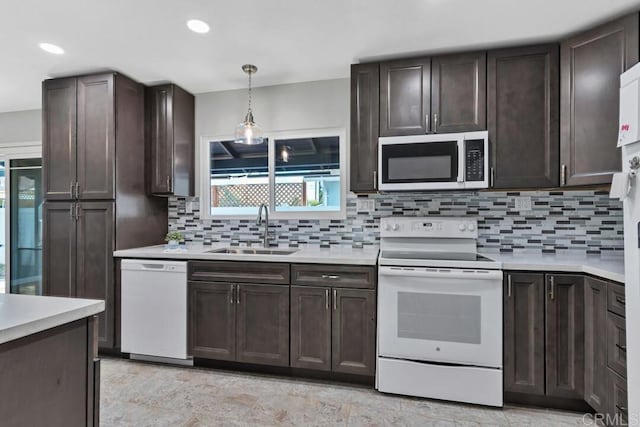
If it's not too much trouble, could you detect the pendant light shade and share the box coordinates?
[234,64,264,145]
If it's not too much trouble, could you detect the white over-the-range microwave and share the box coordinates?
[378,131,489,191]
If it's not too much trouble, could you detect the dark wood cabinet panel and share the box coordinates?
[607,282,626,317]
[236,284,290,366]
[146,84,195,196]
[503,273,545,395]
[488,44,559,188]
[76,74,115,200]
[290,286,331,371]
[42,77,77,200]
[188,261,290,285]
[42,202,76,297]
[380,58,431,136]
[76,202,114,347]
[350,63,380,192]
[584,277,608,413]
[188,281,236,360]
[607,312,627,378]
[291,264,376,289]
[560,13,639,186]
[545,274,585,399]
[607,369,628,426]
[332,288,375,376]
[432,51,486,133]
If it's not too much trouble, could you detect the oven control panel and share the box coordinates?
[380,217,478,238]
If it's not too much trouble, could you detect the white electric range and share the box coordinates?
[376,216,504,407]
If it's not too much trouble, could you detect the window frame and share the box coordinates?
[199,127,347,220]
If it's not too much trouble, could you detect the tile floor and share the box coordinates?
[101,358,593,426]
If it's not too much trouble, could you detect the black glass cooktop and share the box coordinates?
[380,251,494,262]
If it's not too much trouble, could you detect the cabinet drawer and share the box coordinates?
[291,264,376,289]
[607,283,626,317]
[608,369,628,426]
[607,312,627,378]
[188,261,290,285]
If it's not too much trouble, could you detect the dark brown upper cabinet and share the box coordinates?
[432,51,486,133]
[488,44,560,188]
[146,84,195,197]
[503,273,546,396]
[43,74,116,200]
[545,274,585,399]
[584,277,608,413]
[379,57,431,136]
[350,63,380,192]
[560,13,639,186]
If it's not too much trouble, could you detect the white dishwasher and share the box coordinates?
[121,259,192,364]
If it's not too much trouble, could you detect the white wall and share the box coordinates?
[0,110,41,143]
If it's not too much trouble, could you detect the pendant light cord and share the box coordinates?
[247,70,252,115]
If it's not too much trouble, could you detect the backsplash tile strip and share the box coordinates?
[169,190,623,255]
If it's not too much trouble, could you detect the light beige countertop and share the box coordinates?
[481,252,624,283]
[0,294,105,345]
[114,243,380,266]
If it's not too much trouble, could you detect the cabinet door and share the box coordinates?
[607,369,628,427]
[290,286,331,371]
[332,288,375,376]
[380,58,431,136]
[607,312,627,378]
[42,78,77,200]
[146,85,174,194]
[560,13,639,186]
[503,273,545,395]
[488,44,559,188]
[584,277,608,412]
[188,282,236,360]
[76,74,115,200]
[236,284,289,366]
[545,274,585,399]
[432,51,486,133]
[76,202,114,348]
[42,202,76,297]
[350,63,379,192]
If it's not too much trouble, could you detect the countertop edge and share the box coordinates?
[498,261,624,284]
[0,300,105,345]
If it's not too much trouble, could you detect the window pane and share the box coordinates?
[274,136,341,213]
[208,139,269,215]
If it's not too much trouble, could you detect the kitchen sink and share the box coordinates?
[206,247,298,255]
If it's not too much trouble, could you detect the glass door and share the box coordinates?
[9,159,42,294]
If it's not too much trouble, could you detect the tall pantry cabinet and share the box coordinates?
[42,72,168,349]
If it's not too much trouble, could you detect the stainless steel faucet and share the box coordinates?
[256,203,269,248]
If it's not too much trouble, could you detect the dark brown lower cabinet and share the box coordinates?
[236,284,289,367]
[503,273,545,395]
[290,286,331,371]
[332,288,376,376]
[189,281,236,361]
[584,277,608,413]
[545,274,585,399]
[607,313,627,378]
[188,281,289,367]
[607,369,628,426]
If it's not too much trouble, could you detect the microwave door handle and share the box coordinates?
[457,140,465,183]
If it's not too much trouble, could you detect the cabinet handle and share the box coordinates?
[333,289,337,310]
[325,289,329,310]
[69,204,75,219]
[75,182,80,198]
[434,113,438,133]
[616,296,626,305]
[425,114,430,133]
[616,343,627,352]
[549,276,555,300]
[561,164,567,186]
[70,182,75,199]
[236,285,240,304]
[166,175,171,190]
[373,171,377,190]
[75,204,80,220]
[616,405,628,414]
[322,274,340,280]
[490,168,495,188]
[507,275,512,298]
[229,284,234,304]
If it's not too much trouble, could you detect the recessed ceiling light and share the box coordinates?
[186,19,210,34]
[39,43,65,55]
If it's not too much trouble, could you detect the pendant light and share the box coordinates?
[234,64,264,145]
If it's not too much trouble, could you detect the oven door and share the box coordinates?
[378,135,464,191]
[378,266,503,368]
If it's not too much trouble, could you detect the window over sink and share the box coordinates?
[199,128,346,219]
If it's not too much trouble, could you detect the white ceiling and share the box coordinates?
[2,0,640,113]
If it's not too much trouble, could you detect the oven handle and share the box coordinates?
[379,266,503,281]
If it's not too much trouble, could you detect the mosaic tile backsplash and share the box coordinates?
[169,190,623,254]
